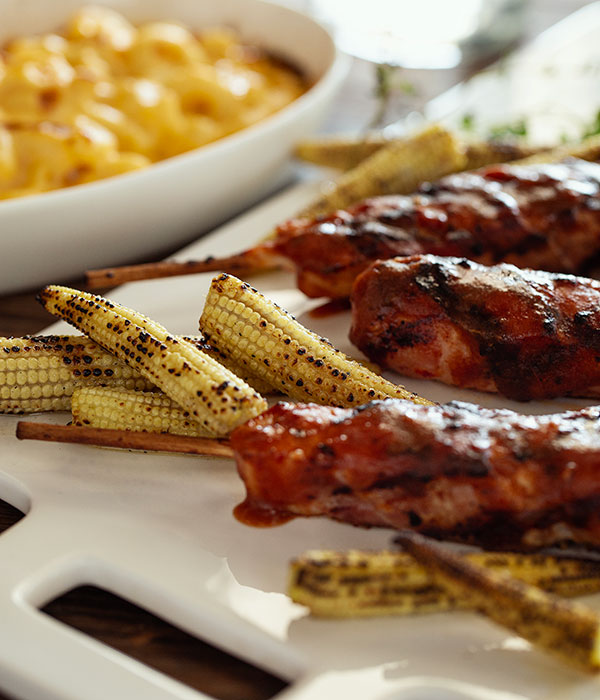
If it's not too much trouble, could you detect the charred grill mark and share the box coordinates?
[465,304,501,332]
[352,230,414,259]
[368,473,432,490]
[412,259,504,337]
[413,496,600,549]
[231,399,600,548]
[542,315,557,335]
[413,258,462,309]
[367,457,491,493]
[501,231,549,259]
[332,485,352,495]
[278,159,600,300]
[571,309,600,348]
[408,510,423,526]
[352,252,600,400]
[480,340,576,401]
[383,318,437,350]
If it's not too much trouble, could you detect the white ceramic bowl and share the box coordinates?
[0,0,348,294]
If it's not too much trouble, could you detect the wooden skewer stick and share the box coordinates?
[396,529,600,671]
[16,422,235,458]
[85,249,282,289]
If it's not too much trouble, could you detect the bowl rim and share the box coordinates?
[0,0,349,214]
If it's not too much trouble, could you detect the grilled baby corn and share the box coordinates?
[295,134,386,170]
[38,285,267,436]
[199,274,433,407]
[200,338,276,396]
[0,334,155,413]
[289,549,600,618]
[297,123,466,218]
[397,529,600,671]
[461,139,545,170]
[296,134,543,172]
[71,386,212,437]
[516,132,600,164]
[0,334,274,415]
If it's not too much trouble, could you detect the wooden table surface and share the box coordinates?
[0,2,590,698]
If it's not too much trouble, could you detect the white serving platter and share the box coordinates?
[1,180,599,700]
[0,0,348,295]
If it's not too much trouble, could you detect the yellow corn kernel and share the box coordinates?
[71,386,212,436]
[0,332,275,415]
[0,334,154,413]
[193,336,276,396]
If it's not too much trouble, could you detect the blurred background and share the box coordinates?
[278,0,594,133]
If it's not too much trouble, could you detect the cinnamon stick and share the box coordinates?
[16,421,234,458]
[85,253,279,289]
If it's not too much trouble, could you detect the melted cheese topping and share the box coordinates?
[0,6,307,199]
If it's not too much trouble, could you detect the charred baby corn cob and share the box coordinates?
[0,334,155,413]
[397,529,600,671]
[461,139,545,170]
[38,285,267,436]
[289,549,600,618]
[0,334,274,415]
[200,274,433,407]
[296,133,543,171]
[297,123,466,218]
[295,134,386,170]
[200,338,276,396]
[516,132,600,164]
[71,386,212,437]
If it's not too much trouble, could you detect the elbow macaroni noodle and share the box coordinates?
[0,6,307,199]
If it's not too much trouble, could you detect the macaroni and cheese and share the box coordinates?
[0,6,307,199]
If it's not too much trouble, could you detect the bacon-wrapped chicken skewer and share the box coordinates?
[88,158,600,298]
[350,254,600,401]
[231,399,600,549]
